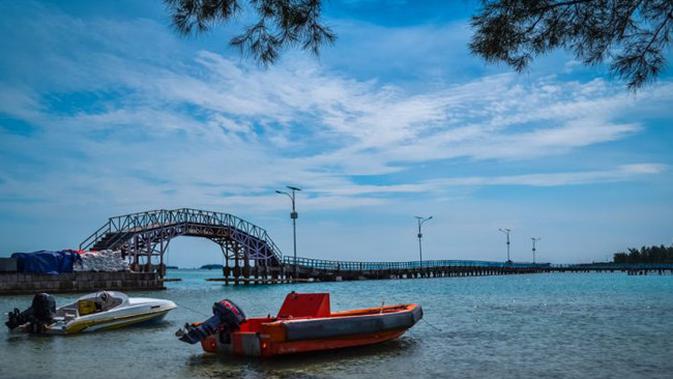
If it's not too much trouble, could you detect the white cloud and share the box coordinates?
[433,164,668,187]
[0,3,671,215]
[312,164,667,196]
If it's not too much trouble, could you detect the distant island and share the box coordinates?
[614,245,673,264]
[166,265,179,270]
[200,264,224,270]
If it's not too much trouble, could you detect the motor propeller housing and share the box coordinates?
[176,299,245,344]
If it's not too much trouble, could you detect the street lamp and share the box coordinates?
[531,237,541,264]
[276,186,301,279]
[499,228,512,263]
[415,216,433,269]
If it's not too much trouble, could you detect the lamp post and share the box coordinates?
[276,186,301,279]
[415,216,433,269]
[531,237,541,263]
[499,228,512,263]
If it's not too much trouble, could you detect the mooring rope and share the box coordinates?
[174,300,210,318]
[386,294,444,332]
[422,318,444,332]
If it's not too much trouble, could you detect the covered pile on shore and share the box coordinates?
[74,250,129,272]
[11,250,81,274]
[10,249,130,274]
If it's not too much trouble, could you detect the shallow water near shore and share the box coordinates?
[2,271,673,378]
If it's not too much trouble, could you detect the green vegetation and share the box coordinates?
[613,245,673,264]
[470,1,673,90]
[164,0,334,65]
[200,264,224,270]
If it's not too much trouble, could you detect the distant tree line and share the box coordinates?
[200,264,224,270]
[613,245,673,264]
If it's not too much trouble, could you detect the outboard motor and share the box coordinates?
[6,293,56,333]
[32,293,56,323]
[176,299,245,344]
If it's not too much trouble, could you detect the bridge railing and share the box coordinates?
[80,221,112,250]
[282,256,549,271]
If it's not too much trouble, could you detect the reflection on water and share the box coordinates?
[2,272,673,378]
[184,337,417,378]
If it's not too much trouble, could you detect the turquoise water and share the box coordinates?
[2,271,673,378]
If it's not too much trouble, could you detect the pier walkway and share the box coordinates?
[209,257,550,285]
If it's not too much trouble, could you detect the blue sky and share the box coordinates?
[1,0,672,267]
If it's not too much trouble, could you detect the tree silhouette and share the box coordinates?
[470,0,673,90]
[613,245,673,263]
[165,1,673,89]
[164,0,335,65]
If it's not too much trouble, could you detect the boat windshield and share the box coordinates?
[58,291,128,317]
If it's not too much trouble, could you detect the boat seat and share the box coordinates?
[78,300,97,316]
[277,292,331,319]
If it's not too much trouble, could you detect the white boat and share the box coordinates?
[5,291,177,334]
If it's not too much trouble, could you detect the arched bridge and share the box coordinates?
[80,208,283,276]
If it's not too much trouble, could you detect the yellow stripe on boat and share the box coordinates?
[64,310,170,334]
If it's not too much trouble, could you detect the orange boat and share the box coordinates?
[176,292,423,357]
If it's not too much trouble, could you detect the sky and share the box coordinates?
[1,0,672,268]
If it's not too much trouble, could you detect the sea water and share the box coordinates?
[1,271,672,378]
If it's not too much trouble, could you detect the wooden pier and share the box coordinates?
[208,259,673,286]
[210,257,548,285]
[546,263,673,275]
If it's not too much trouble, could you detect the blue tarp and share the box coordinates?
[11,250,81,275]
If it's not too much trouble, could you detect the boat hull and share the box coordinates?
[203,328,408,357]
[63,308,172,334]
[200,302,423,357]
[272,328,407,355]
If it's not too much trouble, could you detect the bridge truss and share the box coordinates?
[80,208,283,277]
